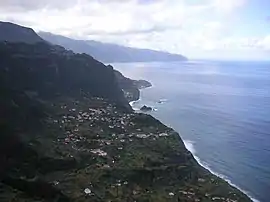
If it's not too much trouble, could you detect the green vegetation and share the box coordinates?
[0,42,251,202]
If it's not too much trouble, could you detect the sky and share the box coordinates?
[0,0,270,60]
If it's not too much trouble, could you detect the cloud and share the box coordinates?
[0,0,206,34]
[211,0,246,14]
[257,35,270,50]
[82,24,183,36]
[0,0,268,59]
[0,0,76,11]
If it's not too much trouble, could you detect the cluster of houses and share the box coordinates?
[45,98,240,202]
[49,98,173,157]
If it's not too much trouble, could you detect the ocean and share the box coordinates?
[114,60,270,202]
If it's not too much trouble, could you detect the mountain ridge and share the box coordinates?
[39,31,187,63]
[0,21,152,102]
[0,21,44,44]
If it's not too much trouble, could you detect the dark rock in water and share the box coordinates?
[140,105,153,111]
[157,99,167,104]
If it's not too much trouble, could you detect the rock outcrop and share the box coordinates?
[133,79,152,89]
[113,69,152,102]
[140,105,153,111]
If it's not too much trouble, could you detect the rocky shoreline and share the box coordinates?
[126,83,253,202]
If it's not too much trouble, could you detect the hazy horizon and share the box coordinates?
[0,0,269,60]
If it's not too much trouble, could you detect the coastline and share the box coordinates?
[183,140,259,202]
[129,85,257,202]
[1,81,254,201]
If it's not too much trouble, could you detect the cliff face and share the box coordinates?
[114,69,152,102]
[0,42,128,103]
[0,41,133,143]
[0,21,149,105]
[114,69,141,102]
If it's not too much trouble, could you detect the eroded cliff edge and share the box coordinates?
[114,68,152,102]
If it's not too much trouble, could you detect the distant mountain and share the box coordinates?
[39,32,187,63]
[0,21,187,62]
[0,21,44,44]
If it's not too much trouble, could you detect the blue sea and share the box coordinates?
[114,60,270,202]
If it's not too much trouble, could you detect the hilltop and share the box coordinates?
[0,21,44,44]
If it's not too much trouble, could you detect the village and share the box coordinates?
[24,96,247,202]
